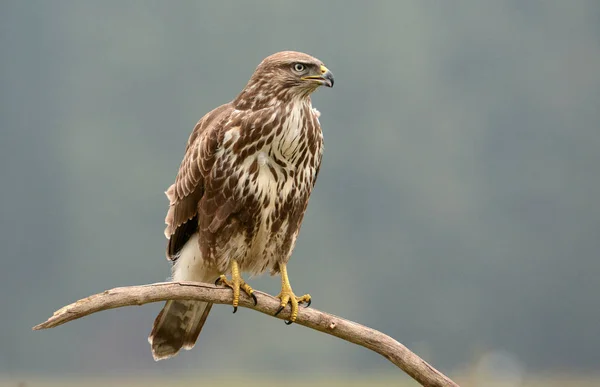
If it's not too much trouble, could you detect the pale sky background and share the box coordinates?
[1,0,599,380]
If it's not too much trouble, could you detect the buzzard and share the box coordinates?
[149,51,334,360]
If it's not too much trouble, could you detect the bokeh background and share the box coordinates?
[2,1,599,386]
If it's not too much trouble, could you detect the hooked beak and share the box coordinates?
[302,64,334,88]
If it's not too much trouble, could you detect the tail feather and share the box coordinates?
[183,302,212,349]
[149,299,212,361]
[148,232,216,361]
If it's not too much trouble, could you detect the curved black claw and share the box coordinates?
[232,306,238,314]
[304,298,312,308]
[284,320,293,325]
[274,305,285,317]
[251,293,258,306]
[215,277,222,286]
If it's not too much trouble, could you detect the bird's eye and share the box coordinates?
[293,63,306,73]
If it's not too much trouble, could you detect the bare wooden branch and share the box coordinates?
[33,281,459,387]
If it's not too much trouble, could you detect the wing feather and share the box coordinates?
[165,103,232,259]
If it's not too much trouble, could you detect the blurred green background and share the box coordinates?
[2,0,599,385]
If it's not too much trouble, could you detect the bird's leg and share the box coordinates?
[274,263,311,324]
[215,259,257,313]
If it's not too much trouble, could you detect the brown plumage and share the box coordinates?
[149,51,333,360]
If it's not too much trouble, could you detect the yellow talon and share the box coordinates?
[216,259,257,312]
[274,263,311,323]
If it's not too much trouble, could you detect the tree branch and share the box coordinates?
[33,281,459,387]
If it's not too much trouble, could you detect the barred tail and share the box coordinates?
[149,232,216,360]
[148,299,212,361]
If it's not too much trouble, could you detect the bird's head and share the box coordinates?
[235,51,334,109]
[259,51,334,90]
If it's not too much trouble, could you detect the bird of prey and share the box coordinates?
[148,51,334,360]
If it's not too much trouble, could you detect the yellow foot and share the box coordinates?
[274,287,311,324]
[274,263,311,324]
[215,260,257,313]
